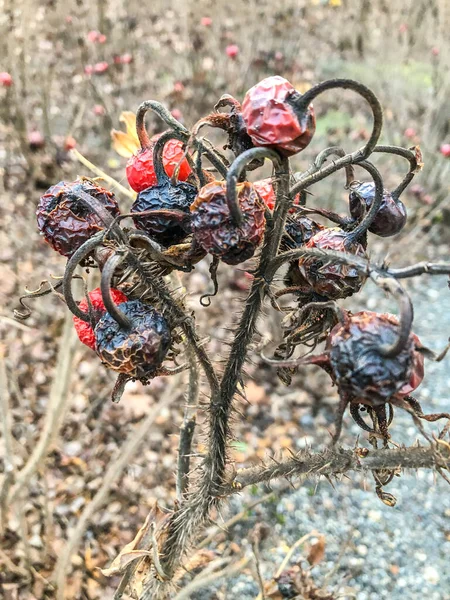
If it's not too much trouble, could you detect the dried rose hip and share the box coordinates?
[349,182,407,237]
[297,228,367,299]
[241,76,315,157]
[282,216,324,291]
[190,180,266,265]
[36,180,120,257]
[131,134,197,246]
[126,133,191,193]
[73,287,128,350]
[327,311,424,406]
[95,300,171,378]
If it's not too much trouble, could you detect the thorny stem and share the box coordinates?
[226,443,450,493]
[176,347,199,499]
[226,147,281,226]
[101,251,133,330]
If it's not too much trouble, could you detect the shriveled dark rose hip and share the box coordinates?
[36,180,120,257]
[94,300,171,378]
[327,311,424,406]
[349,181,407,237]
[190,180,266,265]
[297,228,367,299]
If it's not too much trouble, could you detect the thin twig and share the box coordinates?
[173,556,251,600]
[53,377,180,599]
[0,347,16,534]
[8,311,78,505]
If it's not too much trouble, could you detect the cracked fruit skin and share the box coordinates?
[126,134,192,193]
[95,300,171,378]
[327,311,424,406]
[73,287,128,350]
[36,180,120,257]
[242,76,315,157]
[190,181,266,265]
[131,179,197,247]
[298,228,367,300]
[349,182,407,237]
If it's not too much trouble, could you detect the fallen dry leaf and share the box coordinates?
[306,534,326,567]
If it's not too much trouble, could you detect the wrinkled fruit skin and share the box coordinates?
[298,228,367,299]
[73,287,128,350]
[242,76,315,157]
[95,300,171,378]
[36,180,120,257]
[190,181,266,265]
[131,180,197,246]
[349,182,407,237]
[327,311,424,406]
[283,216,324,290]
[253,178,301,211]
[126,135,191,193]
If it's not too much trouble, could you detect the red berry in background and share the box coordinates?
[226,44,239,59]
[84,65,94,75]
[126,133,191,193]
[36,180,120,257]
[242,76,315,157]
[94,61,109,74]
[431,47,439,56]
[73,287,128,350]
[171,108,183,121]
[201,16,212,26]
[98,34,107,43]
[440,143,450,158]
[349,181,407,237]
[93,104,105,116]
[327,311,424,406]
[297,228,367,300]
[190,181,266,265]
[64,136,76,151]
[0,72,13,87]
[94,300,171,378]
[404,127,416,139]
[253,178,301,211]
[173,81,185,94]
[114,53,133,65]
[87,30,100,42]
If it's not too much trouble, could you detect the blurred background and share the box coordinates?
[1,1,450,599]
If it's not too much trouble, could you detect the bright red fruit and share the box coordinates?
[253,178,300,211]
[126,133,191,193]
[242,76,315,157]
[94,61,109,74]
[73,287,128,350]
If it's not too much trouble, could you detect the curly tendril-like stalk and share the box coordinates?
[225,147,282,226]
[63,232,107,321]
[373,145,422,198]
[346,159,384,243]
[135,101,228,178]
[288,78,383,160]
[369,273,414,358]
[100,251,133,330]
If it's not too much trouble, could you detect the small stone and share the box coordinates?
[423,565,440,585]
[357,544,368,556]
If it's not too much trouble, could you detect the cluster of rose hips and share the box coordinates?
[30,76,448,452]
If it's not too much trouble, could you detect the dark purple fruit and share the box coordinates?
[190,181,266,265]
[131,179,196,247]
[94,300,171,378]
[349,181,406,237]
[327,311,424,406]
[36,180,120,257]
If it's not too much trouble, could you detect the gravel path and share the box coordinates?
[198,275,450,600]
